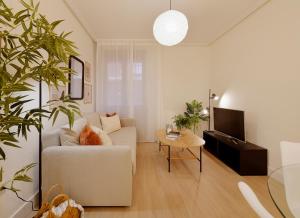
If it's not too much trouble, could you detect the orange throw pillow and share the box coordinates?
[79,125,102,145]
[106,112,117,117]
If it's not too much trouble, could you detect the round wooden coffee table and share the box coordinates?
[156,129,205,172]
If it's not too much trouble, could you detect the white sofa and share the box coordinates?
[41,112,136,206]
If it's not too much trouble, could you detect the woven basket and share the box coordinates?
[34,184,82,218]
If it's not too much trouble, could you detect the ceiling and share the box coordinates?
[65,0,269,44]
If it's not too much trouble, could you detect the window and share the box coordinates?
[107,62,122,80]
[134,62,143,81]
[133,62,143,105]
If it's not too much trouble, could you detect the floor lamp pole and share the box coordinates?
[38,78,42,207]
[208,89,211,131]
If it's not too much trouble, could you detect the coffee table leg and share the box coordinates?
[168,145,171,172]
[200,146,202,172]
[159,141,161,152]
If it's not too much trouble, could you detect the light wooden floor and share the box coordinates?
[85,143,282,218]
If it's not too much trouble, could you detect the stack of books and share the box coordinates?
[166,131,180,140]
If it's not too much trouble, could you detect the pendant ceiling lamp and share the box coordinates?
[153,0,189,46]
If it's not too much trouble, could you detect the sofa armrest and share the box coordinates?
[120,118,136,127]
[42,145,132,206]
[42,128,61,149]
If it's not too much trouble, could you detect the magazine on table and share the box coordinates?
[166,131,180,140]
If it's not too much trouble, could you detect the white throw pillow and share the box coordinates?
[60,118,88,146]
[90,125,113,146]
[60,128,79,146]
[100,115,121,134]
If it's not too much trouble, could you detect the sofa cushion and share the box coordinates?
[100,115,121,134]
[80,125,102,145]
[42,128,61,149]
[43,118,88,148]
[109,127,136,174]
[59,118,88,146]
[60,128,79,146]
[90,126,113,146]
[120,118,136,127]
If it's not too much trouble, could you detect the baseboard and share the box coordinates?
[268,166,274,175]
[11,191,39,218]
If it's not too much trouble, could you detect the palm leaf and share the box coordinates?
[0,0,81,194]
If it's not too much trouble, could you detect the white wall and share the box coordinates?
[0,0,95,217]
[211,0,300,170]
[160,45,211,132]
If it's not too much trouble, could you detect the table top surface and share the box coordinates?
[267,164,300,217]
[156,129,205,148]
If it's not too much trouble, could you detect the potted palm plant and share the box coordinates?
[0,0,80,196]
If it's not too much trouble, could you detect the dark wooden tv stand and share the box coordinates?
[203,131,268,175]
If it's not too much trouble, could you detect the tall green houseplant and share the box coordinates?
[0,0,80,194]
[173,100,208,133]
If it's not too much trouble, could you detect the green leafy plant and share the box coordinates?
[0,0,81,194]
[173,114,191,130]
[173,100,208,133]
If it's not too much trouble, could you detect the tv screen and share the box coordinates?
[213,107,245,141]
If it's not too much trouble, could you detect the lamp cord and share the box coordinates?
[2,187,39,211]
[170,0,172,10]
[14,191,39,211]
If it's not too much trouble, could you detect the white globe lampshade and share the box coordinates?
[153,10,189,46]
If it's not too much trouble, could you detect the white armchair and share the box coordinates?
[280,141,300,216]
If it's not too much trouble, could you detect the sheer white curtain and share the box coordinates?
[96,40,161,142]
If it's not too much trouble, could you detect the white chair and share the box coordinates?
[280,141,300,166]
[238,181,273,218]
[280,141,300,216]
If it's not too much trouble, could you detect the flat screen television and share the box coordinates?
[213,107,245,141]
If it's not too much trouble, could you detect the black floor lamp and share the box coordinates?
[208,89,219,131]
[38,78,42,207]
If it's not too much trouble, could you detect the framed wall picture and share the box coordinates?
[84,83,92,104]
[84,61,92,83]
[68,56,84,100]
